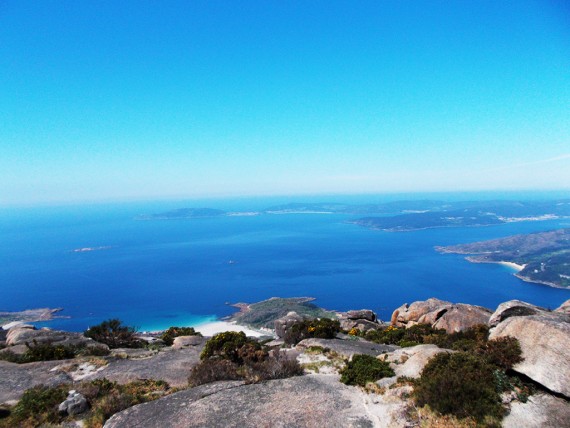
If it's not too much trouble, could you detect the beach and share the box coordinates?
[193,320,271,338]
[499,261,526,272]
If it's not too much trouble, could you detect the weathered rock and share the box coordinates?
[58,390,89,415]
[105,376,377,428]
[339,318,384,333]
[489,315,570,398]
[503,393,570,428]
[5,326,108,353]
[88,346,204,388]
[488,300,548,327]
[555,299,570,315]
[379,344,453,379]
[346,310,377,322]
[296,337,397,359]
[0,360,72,404]
[431,304,492,333]
[391,298,491,333]
[391,298,450,327]
[274,311,304,339]
[172,335,204,349]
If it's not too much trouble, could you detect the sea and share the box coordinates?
[2,194,570,332]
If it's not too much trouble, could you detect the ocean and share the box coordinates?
[1,198,569,332]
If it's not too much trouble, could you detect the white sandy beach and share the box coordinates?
[193,320,270,337]
[499,261,526,271]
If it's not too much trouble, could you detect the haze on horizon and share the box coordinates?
[1,1,569,206]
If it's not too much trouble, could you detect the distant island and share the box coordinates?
[350,199,569,231]
[138,199,570,226]
[437,228,570,289]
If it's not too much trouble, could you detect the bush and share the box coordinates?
[188,359,242,387]
[479,336,522,371]
[3,384,68,427]
[84,319,144,349]
[340,354,395,386]
[283,318,341,345]
[413,352,504,422]
[246,354,304,382]
[0,340,108,364]
[160,326,202,346]
[200,331,266,364]
[80,378,170,428]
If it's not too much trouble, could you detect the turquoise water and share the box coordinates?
[1,200,569,332]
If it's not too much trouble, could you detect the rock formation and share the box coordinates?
[391,298,492,333]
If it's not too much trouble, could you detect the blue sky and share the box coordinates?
[1,1,569,205]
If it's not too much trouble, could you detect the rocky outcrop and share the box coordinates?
[296,337,397,359]
[346,310,376,322]
[0,360,72,404]
[338,309,385,332]
[274,311,304,339]
[85,345,204,388]
[489,314,570,398]
[555,299,570,315]
[391,298,450,327]
[503,393,570,428]
[391,298,492,333]
[5,326,108,353]
[105,376,377,428]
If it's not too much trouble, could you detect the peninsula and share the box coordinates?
[437,228,570,288]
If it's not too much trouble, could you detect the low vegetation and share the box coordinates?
[0,379,171,428]
[84,319,145,349]
[283,318,341,345]
[0,340,109,364]
[190,331,303,386]
[159,326,202,346]
[409,330,524,425]
[340,354,394,386]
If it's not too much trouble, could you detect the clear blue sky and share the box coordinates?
[1,1,569,205]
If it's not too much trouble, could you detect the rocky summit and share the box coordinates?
[0,297,569,427]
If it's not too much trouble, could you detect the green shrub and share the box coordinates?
[340,354,395,386]
[84,319,144,349]
[413,352,504,422]
[4,384,67,427]
[80,378,170,428]
[479,336,522,370]
[0,340,108,364]
[188,359,242,387]
[160,326,202,346]
[200,331,266,364]
[283,318,341,345]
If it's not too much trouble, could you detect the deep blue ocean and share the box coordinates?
[2,197,569,332]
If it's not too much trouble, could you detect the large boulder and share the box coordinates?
[503,393,570,428]
[296,337,397,359]
[391,298,450,327]
[274,311,304,339]
[488,300,550,327]
[379,344,453,379]
[489,315,570,398]
[346,310,377,322]
[391,298,491,333]
[104,376,377,428]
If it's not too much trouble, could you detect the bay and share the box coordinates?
[1,200,569,332]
